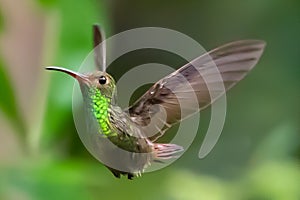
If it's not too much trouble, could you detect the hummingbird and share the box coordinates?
[46,25,265,179]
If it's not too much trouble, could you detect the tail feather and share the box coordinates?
[154,143,184,159]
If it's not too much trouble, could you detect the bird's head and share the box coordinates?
[46,66,116,101]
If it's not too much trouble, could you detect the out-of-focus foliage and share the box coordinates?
[39,0,110,149]
[0,9,3,31]
[0,58,25,137]
[0,0,299,199]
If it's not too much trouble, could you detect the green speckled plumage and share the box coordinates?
[88,85,149,152]
[90,88,115,136]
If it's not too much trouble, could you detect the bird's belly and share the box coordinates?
[91,133,153,175]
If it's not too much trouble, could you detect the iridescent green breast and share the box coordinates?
[90,88,115,136]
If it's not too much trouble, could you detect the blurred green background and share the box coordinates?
[0,0,299,199]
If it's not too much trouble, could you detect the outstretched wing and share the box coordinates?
[93,24,106,71]
[125,40,266,140]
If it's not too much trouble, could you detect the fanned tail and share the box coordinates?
[154,143,184,160]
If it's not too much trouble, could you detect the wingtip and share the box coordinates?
[251,39,266,48]
[93,23,100,28]
[235,39,266,46]
[243,39,267,48]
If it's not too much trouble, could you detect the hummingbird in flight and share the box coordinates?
[46,25,265,179]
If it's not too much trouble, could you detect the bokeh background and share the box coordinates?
[0,0,299,199]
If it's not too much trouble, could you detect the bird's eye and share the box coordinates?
[98,76,107,85]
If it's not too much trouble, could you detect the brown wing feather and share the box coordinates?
[126,40,266,140]
[93,24,106,71]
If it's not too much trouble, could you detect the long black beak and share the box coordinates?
[46,66,89,83]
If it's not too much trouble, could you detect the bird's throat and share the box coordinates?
[90,88,113,136]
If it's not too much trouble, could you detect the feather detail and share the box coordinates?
[126,40,266,141]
